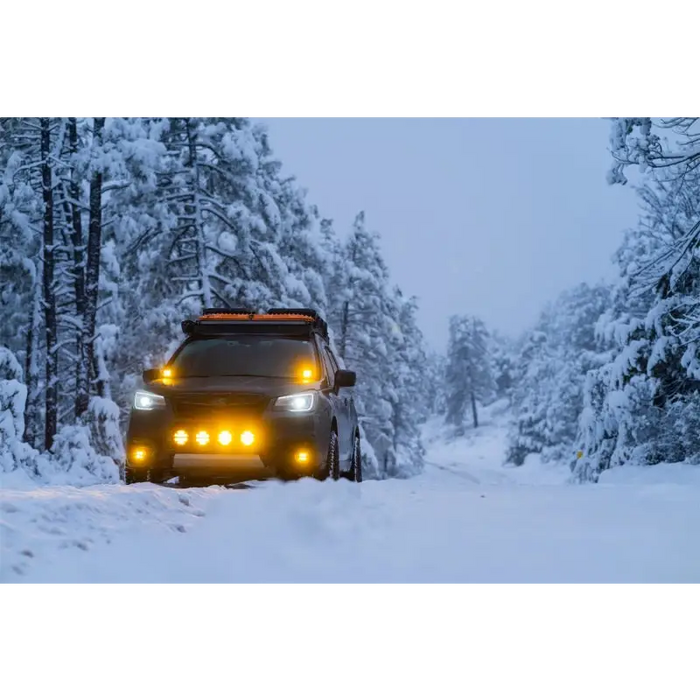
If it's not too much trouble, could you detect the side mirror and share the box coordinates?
[142,368,160,383]
[335,369,356,389]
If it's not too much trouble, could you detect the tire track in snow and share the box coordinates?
[423,460,482,484]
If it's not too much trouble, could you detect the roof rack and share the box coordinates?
[267,307,319,319]
[202,307,255,316]
[265,309,327,338]
[181,307,329,341]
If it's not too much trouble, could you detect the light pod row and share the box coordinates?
[172,429,255,447]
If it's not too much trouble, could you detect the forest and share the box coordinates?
[442,118,700,480]
[1,117,698,485]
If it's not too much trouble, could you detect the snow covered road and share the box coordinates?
[3,411,699,583]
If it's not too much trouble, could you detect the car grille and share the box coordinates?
[171,393,270,420]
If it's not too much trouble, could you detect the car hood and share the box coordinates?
[147,375,320,398]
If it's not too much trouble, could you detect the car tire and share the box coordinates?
[348,433,362,483]
[125,468,148,485]
[125,468,166,485]
[324,431,340,481]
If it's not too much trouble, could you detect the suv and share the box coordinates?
[124,308,362,487]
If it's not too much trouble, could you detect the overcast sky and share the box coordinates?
[260,118,641,352]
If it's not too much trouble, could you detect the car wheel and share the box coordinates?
[125,468,148,485]
[349,433,362,483]
[324,431,340,481]
[125,468,165,485]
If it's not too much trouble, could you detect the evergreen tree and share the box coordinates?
[326,212,397,476]
[574,163,700,481]
[505,330,552,465]
[425,350,447,416]
[489,329,517,402]
[444,315,495,431]
[384,288,428,476]
[506,283,612,466]
[608,118,700,187]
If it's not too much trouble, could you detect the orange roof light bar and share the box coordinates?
[182,308,329,342]
[197,312,316,323]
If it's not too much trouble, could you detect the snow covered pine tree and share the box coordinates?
[444,315,495,432]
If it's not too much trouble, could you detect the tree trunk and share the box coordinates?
[391,400,400,454]
[337,237,358,360]
[471,389,478,429]
[23,262,43,447]
[78,117,105,417]
[185,118,212,309]
[68,118,89,417]
[40,118,58,450]
[91,338,112,400]
[339,300,350,358]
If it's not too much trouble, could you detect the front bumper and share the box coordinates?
[125,399,331,481]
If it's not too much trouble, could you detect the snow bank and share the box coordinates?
[3,407,700,583]
[0,483,217,580]
[4,467,700,583]
[1,357,121,488]
[597,462,700,487]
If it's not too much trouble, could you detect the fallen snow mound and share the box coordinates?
[0,484,215,579]
[2,406,699,583]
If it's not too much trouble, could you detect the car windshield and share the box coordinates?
[169,336,318,379]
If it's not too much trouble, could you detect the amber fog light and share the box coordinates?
[132,447,150,463]
[173,430,188,446]
[196,431,210,446]
[240,430,255,446]
[294,450,311,465]
[218,430,233,446]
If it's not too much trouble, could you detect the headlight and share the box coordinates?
[274,391,317,412]
[133,390,166,411]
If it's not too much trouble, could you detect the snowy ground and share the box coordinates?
[2,400,699,583]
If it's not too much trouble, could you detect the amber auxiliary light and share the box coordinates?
[294,449,311,465]
[298,365,315,383]
[173,428,258,448]
[132,447,150,463]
